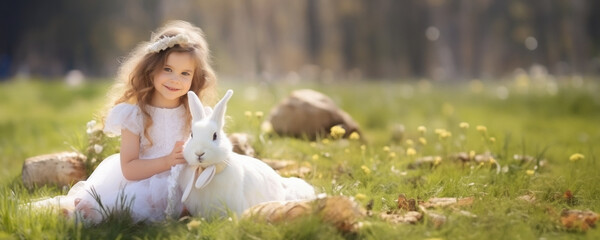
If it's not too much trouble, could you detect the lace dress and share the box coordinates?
[33,103,187,223]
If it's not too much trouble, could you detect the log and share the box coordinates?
[243,195,365,233]
[22,151,87,188]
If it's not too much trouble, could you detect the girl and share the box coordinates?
[34,20,217,223]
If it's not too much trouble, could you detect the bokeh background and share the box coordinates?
[2,2,600,239]
[1,0,600,82]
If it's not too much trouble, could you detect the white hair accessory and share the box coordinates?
[147,34,190,53]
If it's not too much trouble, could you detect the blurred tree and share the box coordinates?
[1,0,598,80]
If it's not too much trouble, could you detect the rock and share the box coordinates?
[228,133,255,157]
[397,194,417,211]
[409,156,437,169]
[417,205,447,228]
[390,124,405,143]
[380,211,423,224]
[419,197,474,209]
[452,151,494,163]
[425,211,447,228]
[517,194,536,204]
[560,209,598,231]
[267,89,361,140]
[22,152,87,188]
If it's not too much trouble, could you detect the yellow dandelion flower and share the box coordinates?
[435,128,446,135]
[489,137,496,143]
[187,219,201,230]
[344,148,350,153]
[254,111,264,119]
[459,122,470,129]
[310,142,317,147]
[321,138,330,145]
[330,125,346,139]
[361,165,371,175]
[438,130,451,140]
[489,157,496,165]
[434,156,442,166]
[417,126,427,134]
[349,132,360,140]
[569,153,585,162]
[526,170,535,176]
[406,148,416,156]
[476,125,487,133]
[405,139,414,146]
[260,121,273,133]
[360,144,367,152]
[469,150,476,159]
[418,137,427,145]
[383,146,390,152]
[355,193,367,200]
[443,131,452,139]
[244,111,252,118]
[312,154,319,160]
[389,152,397,158]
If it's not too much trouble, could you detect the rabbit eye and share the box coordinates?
[190,132,193,138]
[212,132,217,141]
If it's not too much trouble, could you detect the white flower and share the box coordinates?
[147,34,190,53]
[86,120,97,134]
[93,144,103,154]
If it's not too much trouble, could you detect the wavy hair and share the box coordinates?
[104,21,217,146]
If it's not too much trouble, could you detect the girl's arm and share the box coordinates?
[120,129,187,181]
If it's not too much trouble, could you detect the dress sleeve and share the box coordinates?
[103,103,143,136]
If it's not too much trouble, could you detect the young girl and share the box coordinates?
[34,20,217,223]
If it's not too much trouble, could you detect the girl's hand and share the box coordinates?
[166,141,187,167]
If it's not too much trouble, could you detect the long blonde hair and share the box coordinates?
[105,20,217,145]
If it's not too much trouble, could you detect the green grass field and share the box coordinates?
[1,77,599,239]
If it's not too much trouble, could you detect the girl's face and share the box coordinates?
[151,52,195,108]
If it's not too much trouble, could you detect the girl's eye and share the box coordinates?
[212,132,217,141]
[182,72,191,76]
[164,67,172,72]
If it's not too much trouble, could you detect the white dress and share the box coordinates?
[34,103,187,223]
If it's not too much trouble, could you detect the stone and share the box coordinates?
[380,211,423,224]
[560,209,598,231]
[267,89,361,140]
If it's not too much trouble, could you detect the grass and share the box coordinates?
[1,76,599,239]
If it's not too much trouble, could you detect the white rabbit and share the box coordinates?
[178,90,316,218]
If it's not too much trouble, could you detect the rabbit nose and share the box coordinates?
[195,152,205,162]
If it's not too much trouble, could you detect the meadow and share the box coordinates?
[0,76,599,239]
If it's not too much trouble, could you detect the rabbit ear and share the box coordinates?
[210,90,233,129]
[187,91,206,121]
